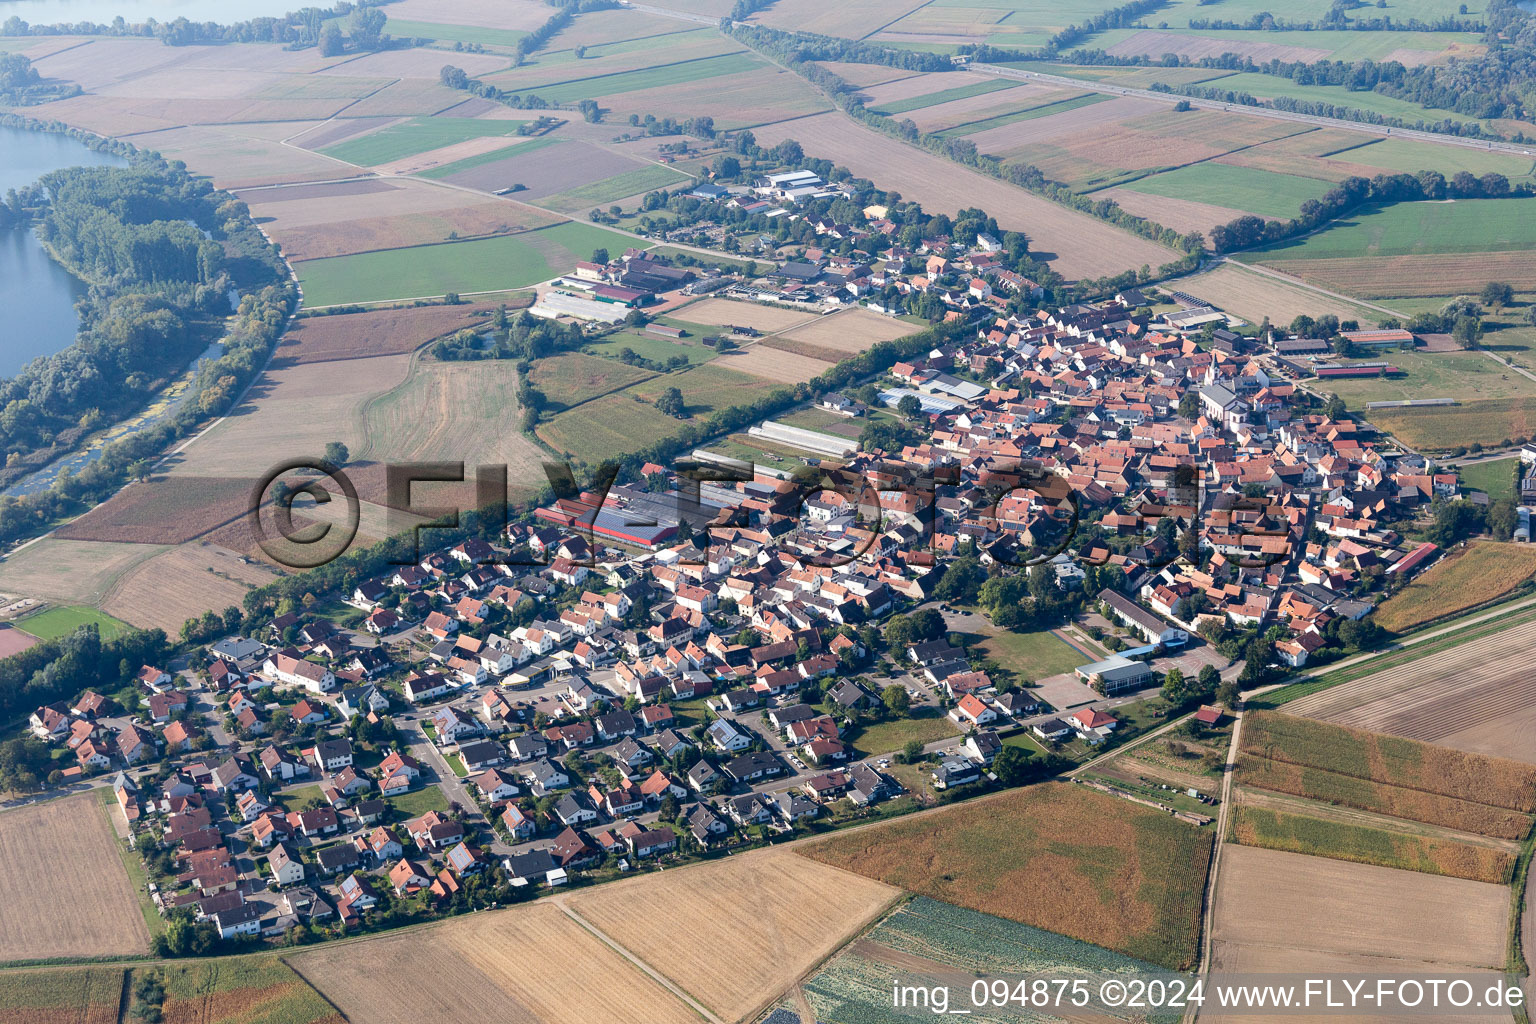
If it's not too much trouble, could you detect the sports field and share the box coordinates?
[295,222,636,306]
[13,604,132,640]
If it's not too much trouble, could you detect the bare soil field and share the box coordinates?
[905,84,1084,134]
[1106,29,1331,63]
[1259,251,1536,298]
[581,66,832,130]
[291,902,697,1024]
[118,125,360,189]
[1209,846,1507,979]
[716,345,835,383]
[801,782,1215,970]
[1167,262,1379,323]
[333,78,468,118]
[317,48,510,80]
[380,0,553,30]
[773,307,920,354]
[54,476,257,545]
[964,95,1167,155]
[375,135,529,175]
[1371,541,1536,632]
[1097,188,1256,234]
[0,794,150,961]
[289,116,404,150]
[28,37,189,91]
[163,353,413,479]
[566,848,901,1023]
[1285,615,1536,766]
[103,542,278,632]
[755,0,930,38]
[748,112,1178,279]
[0,538,166,607]
[236,178,396,205]
[676,298,821,332]
[441,140,642,198]
[278,304,503,365]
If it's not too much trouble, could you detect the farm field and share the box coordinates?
[714,344,835,384]
[1265,251,1536,298]
[746,112,1179,280]
[864,75,1021,116]
[537,393,694,466]
[675,298,821,332]
[1324,351,1536,406]
[1284,613,1536,766]
[1095,27,1484,65]
[1236,709,1536,834]
[0,538,166,608]
[625,363,780,416]
[1325,135,1536,181]
[753,0,933,40]
[530,352,657,409]
[771,307,922,354]
[0,967,125,1024]
[294,222,636,306]
[1093,187,1254,235]
[1368,395,1536,451]
[566,848,901,1023]
[535,164,693,213]
[795,896,1172,1024]
[1164,262,1382,324]
[799,781,1215,969]
[317,115,525,166]
[928,92,1108,138]
[582,330,715,367]
[416,135,563,181]
[152,956,344,1024]
[1114,162,1335,220]
[13,605,131,641]
[291,901,699,1024]
[54,475,261,545]
[1208,846,1509,984]
[1254,198,1536,261]
[0,794,151,961]
[101,543,279,634]
[277,304,505,365]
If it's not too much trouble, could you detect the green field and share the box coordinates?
[583,329,716,366]
[416,136,562,180]
[1320,351,1536,406]
[1090,27,1481,63]
[1118,162,1334,219]
[295,221,637,306]
[15,604,131,640]
[319,117,527,166]
[624,362,780,417]
[382,17,529,47]
[1458,457,1519,502]
[1229,803,1516,883]
[1328,137,1536,182]
[529,351,657,409]
[1255,198,1536,260]
[845,710,960,757]
[933,92,1110,138]
[386,786,451,818]
[1368,396,1536,451]
[538,164,693,213]
[508,51,759,103]
[868,78,1022,116]
[1187,69,1492,127]
[975,627,1088,681]
[538,393,693,465]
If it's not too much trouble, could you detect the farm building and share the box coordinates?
[1273,337,1330,356]
[1387,541,1439,576]
[530,292,626,324]
[749,420,857,458]
[1342,328,1415,348]
[646,323,685,339]
[1315,363,1400,379]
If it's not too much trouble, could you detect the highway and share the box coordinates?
[971,62,1536,158]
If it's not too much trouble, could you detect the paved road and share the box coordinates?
[972,63,1536,157]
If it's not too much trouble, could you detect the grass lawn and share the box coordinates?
[416,136,562,180]
[273,784,322,813]
[975,627,1087,681]
[583,329,716,367]
[386,786,451,818]
[624,362,779,417]
[869,78,1021,116]
[846,709,959,757]
[538,165,693,213]
[381,17,528,47]
[295,222,638,306]
[1117,162,1335,220]
[15,605,130,641]
[445,753,469,777]
[1254,198,1536,261]
[319,116,527,166]
[1458,458,1519,502]
[1325,350,1536,406]
[1367,396,1536,451]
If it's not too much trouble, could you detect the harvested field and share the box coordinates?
[435,140,638,197]
[754,0,931,38]
[965,95,1166,154]
[334,78,468,117]
[379,0,553,30]
[0,538,165,607]
[316,48,510,81]
[1259,251,1536,299]
[0,794,150,961]
[540,64,829,130]
[759,336,847,364]
[1167,262,1380,324]
[800,781,1215,970]
[0,967,125,1024]
[859,70,1017,110]
[292,901,696,1024]
[165,353,413,478]
[675,298,820,332]
[1097,187,1255,234]
[1209,846,1507,981]
[812,60,919,88]
[279,304,503,365]
[117,124,359,189]
[359,358,548,487]
[715,345,834,384]
[773,307,920,354]
[1106,28,1331,62]
[102,543,277,633]
[1285,614,1536,767]
[903,83,1081,134]
[1373,541,1536,632]
[28,37,189,91]
[1367,396,1536,451]
[1228,803,1517,883]
[566,848,900,1023]
[529,352,656,409]
[748,112,1177,279]
[54,476,257,545]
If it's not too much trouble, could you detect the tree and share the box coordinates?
[591,248,609,265]
[1173,99,1192,112]
[654,386,686,419]
[993,744,1038,786]
[896,394,923,420]
[348,6,387,49]
[323,441,349,466]
[1323,394,1347,420]
[1526,306,1536,328]
[318,23,344,56]
[881,684,910,716]
[1452,314,1484,350]
[1161,667,1188,707]
[712,154,741,178]
[573,44,588,58]
[899,739,925,764]
[1481,282,1515,311]
[1197,663,1220,697]
[1216,679,1239,710]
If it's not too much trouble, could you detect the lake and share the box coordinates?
[0,0,300,24]
[0,125,126,377]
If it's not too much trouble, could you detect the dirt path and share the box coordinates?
[1189,710,1244,1022]
[554,900,724,1024]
